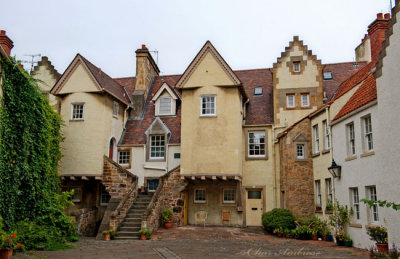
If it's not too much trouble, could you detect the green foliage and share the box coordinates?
[367,226,388,244]
[294,225,312,240]
[369,244,400,259]
[139,228,152,239]
[161,208,173,222]
[0,58,77,249]
[361,199,400,211]
[328,199,353,235]
[262,208,296,233]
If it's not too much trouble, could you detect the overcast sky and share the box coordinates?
[1,0,393,77]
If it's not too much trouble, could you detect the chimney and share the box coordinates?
[368,13,390,63]
[0,30,14,56]
[131,44,160,117]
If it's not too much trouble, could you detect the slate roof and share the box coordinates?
[333,71,377,122]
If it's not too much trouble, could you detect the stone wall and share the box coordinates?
[96,156,138,238]
[76,207,98,236]
[144,166,187,231]
[279,117,315,219]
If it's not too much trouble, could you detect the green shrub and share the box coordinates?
[295,225,312,240]
[161,208,173,222]
[262,209,296,233]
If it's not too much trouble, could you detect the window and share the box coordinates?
[201,95,216,116]
[100,185,111,206]
[147,179,159,192]
[301,94,310,107]
[159,97,172,115]
[296,144,305,159]
[118,150,130,165]
[71,104,84,120]
[315,180,321,207]
[350,188,360,220]
[364,116,373,151]
[369,186,379,221]
[323,120,330,149]
[293,62,300,72]
[113,102,119,117]
[63,187,82,203]
[254,87,263,96]
[194,189,206,203]
[248,131,266,157]
[313,125,319,153]
[347,123,355,156]
[325,178,332,204]
[248,190,262,199]
[223,189,235,203]
[174,153,180,159]
[323,72,333,80]
[150,135,165,159]
[286,95,295,108]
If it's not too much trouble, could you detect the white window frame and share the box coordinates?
[248,131,266,158]
[313,124,319,153]
[364,116,373,152]
[113,102,119,117]
[158,97,173,115]
[350,188,360,220]
[254,87,263,96]
[150,135,165,159]
[369,186,379,222]
[347,123,356,156]
[200,95,216,116]
[118,150,130,165]
[301,94,310,107]
[315,180,321,207]
[286,95,295,108]
[194,189,206,203]
[325,178,332,204]
[293,62,301,72]
[223,189,235,204]
[71,103,84,120]
[296,144,305,159]
[323,120,330,149]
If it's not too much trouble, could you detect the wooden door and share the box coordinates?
[246,190,263,226]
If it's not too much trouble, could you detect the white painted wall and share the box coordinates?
[375,8,400,249]
[332,104,380,249]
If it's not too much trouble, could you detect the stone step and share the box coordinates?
[116,231,140,237]
[114,236,139,240]
[119,226,141,231]
[128,209,146,214]
[124,217,142,222]
[122,222,141,227]
[133,201,151,204]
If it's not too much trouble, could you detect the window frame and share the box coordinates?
[296,144,305,159]
[100,185,111,206]
[315,180,321,208]
[323,72,333,80]
[200,95,216,117]
[113,101,119,118]
[286,94,295,108]
[194,188,207,204]
[254,87,263,96]
[248,131,266,158]
[117,148,131,168]
[369,186,379,222]
[293,62,301,72]
[222,188,236,204]
[313,124,319,153]
[325,178,332,204]
[350,187,360,220]
[149,135,166,160]
[363,115,373,152]
[301,94,310,107]
[158,97,173,116]
[71,103,84,121]
[347,122,356,157]
[323,120,330,150]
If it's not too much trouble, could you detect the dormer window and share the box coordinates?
[254,87,263,96]
[159,97,172,115]
[152,83,179,116]
[323,72,333,80]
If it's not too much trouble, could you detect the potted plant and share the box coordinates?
[283,228,290,238]
[328,200,353,246]
[323,227,333,242]
[138,229,152,240]
[102,229,115,241]
[311,228,318,240]
[289,229,296,239]
[367,226,388,253]
[335,231,345,246]
[344,236,353,247]
[326,202,333,212]
[0,233,21,259]
[295,225,312,240]
[161,208,173,229]
[273,227,283,238]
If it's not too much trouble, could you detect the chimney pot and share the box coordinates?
[142,44,147,50]
[377,13,384,19]
[0,29,14,56]
[384,13,390,20]
[0,30,5,36]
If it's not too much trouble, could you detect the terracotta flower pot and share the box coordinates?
[312,234,318,240]
[140,234,147,240]
[103,233,110,241]
[376,243,388,253]
[0,248,13,259]
[277,233,283,238]
[285,234,290,238]
[164,221,173,229]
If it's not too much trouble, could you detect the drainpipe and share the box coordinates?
[243,98,249,119]
[272,124,287,208]
[123,105,130,129]
[326,105,336,203]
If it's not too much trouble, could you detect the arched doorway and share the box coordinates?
[109,137,116,160]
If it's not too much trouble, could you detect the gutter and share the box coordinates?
[330,100,377,126]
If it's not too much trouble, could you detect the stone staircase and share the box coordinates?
[115,192,153,240]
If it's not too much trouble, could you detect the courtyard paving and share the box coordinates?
[15,226,369,259]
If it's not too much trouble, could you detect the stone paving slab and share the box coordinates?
[14,226,369,259]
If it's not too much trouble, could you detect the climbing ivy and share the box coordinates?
[0,58,74,241]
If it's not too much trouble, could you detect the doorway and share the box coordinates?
[246,189,263,226]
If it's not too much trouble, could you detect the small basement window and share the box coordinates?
[254,87,263,96]
[323,72,333,80]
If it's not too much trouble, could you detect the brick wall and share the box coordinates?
[76,207,98,236]
[279,118,315,218]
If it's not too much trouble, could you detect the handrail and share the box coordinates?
[143,177,164,217]
[103,155,137,179]
[111,179,138,219]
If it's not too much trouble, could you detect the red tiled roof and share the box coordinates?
[79,55,131,105]
[114,77,136,97]
[323,62,367,100]
[120,75,181,145]
[333,72,377,121]
[235,69,274,125]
